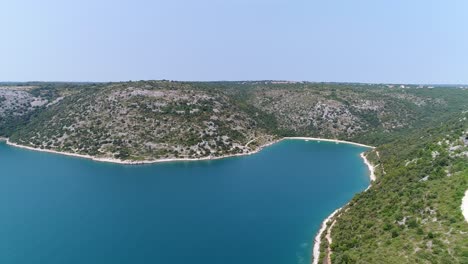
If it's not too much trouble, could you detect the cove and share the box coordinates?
[0,139,370,264]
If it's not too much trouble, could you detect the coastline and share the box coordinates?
[3,137,373,165]
[4,138,282,165]
[284,137,375,149]
[360,152,377,182]
[311,149,376,264]
[462,190,468,223]
[312,208,341,264]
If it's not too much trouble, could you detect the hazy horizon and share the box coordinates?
[1,80,467,86]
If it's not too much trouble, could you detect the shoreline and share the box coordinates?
[284,137,375,149]
[360,152,377,182]
[462,190,468,223]
[3,137,373,165]
[312,208,341,264]
[4,138,283,165]
[311,149,376,264]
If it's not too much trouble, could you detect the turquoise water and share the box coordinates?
[0,140,370,264]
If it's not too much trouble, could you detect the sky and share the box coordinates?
[1,0,467,84]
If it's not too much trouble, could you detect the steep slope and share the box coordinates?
[8,81,276,161]
[244,83,466,145]
[318,113,468,263]
[0,83,90,137]
[0,85,47,136]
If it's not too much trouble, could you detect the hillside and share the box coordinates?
[2,81,466,161]
[1,81,467,263]
[317,111,468,263]
[4,82,278,161]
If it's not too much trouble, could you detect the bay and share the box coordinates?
[0,139,370,264]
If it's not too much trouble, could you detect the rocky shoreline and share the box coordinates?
[311,149,376,264]
[3,137,373,165]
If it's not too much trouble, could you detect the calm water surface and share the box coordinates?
[0,140,370,264]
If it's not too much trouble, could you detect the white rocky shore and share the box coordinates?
[4,138,281,165]
[3,137,373,165]
[284,137,375,149]
[311,148,376,264]
[462,190,468,223]
[312,209,341,264]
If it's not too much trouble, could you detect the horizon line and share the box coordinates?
[1,79,467,87]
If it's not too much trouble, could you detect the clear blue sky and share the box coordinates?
[1,0,467,84]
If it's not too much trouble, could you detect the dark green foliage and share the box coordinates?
[327,113,468,263]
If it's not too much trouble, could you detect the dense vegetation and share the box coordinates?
[318,113,468,263]
[1,81,467,263]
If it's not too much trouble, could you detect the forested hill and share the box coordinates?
[1,81,466,161]
[318,112,468,263]
[1,81,467,263]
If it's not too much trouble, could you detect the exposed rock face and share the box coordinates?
[0,87,46,116]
